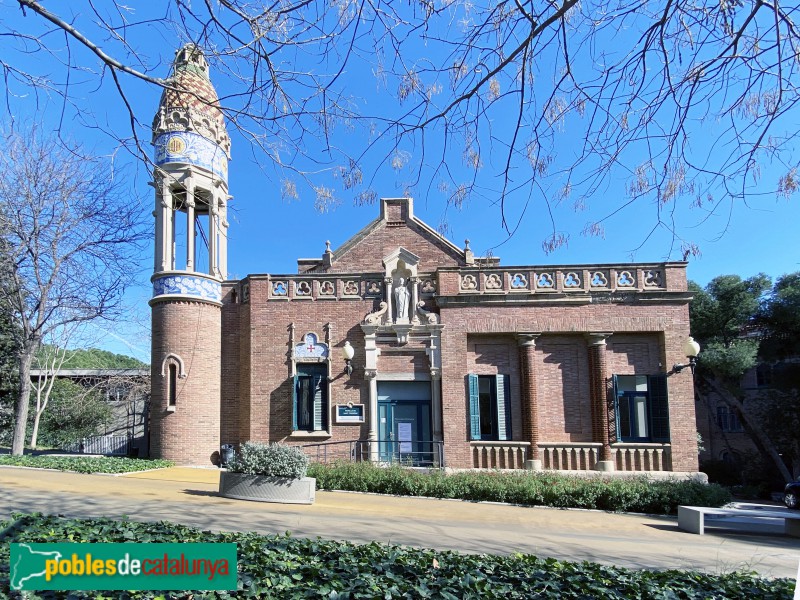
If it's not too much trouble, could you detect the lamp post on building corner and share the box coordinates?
[672,337,701,375]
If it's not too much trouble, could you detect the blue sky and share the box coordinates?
[2,1,798,363]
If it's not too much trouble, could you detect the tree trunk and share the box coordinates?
[11,346,36,455]
[701,375,793,484]
[30,405,42,450]
[30,370,56,451]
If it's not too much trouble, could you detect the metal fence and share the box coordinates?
[301,439,445,468]
[64,435,133,456]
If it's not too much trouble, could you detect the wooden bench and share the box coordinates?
[678,505,800,536]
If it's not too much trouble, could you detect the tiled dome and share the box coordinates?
[152,45,231,158]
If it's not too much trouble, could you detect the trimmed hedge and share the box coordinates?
[0,513,791,599]
[0,455,174,474]
[307,462,732,514]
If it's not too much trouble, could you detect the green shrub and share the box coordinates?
[307,462,732,514]
[0,513,792,599]
[0,455,173,474]
[229,441,309,479]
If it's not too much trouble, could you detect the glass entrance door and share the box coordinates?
[377,381,432,465]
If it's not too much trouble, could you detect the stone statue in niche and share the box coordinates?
[394,278,410,322]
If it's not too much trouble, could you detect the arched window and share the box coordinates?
[168,363,177,408]
[716,405,744,432]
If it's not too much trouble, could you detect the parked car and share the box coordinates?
[784,481,800,509]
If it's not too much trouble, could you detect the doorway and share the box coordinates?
[377,381,432,465]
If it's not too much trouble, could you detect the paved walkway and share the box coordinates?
[1,466,799,578]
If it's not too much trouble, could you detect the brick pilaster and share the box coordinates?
[587,333,612,463]
[518,333,540,461]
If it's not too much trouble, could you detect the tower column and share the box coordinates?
[219,197,229,279]
[153,185,163,272]
[157,179,173,272]
[209,191,218,277]
[186,180,195,271]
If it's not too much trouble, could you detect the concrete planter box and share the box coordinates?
[219,472,316,504]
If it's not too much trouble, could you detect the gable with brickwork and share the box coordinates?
[298,198,468,274]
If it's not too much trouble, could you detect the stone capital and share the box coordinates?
[585,332,613,346]
[517,333,541,347]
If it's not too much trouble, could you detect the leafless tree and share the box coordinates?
[2,0,798,254]
[29,339,70,451]
[0,127,148,455]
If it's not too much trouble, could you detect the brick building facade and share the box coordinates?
[149,46,700,472]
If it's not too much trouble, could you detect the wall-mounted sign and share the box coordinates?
[335,404,365,424]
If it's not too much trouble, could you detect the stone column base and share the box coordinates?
[525,459,543,471]
[595,460,616,472]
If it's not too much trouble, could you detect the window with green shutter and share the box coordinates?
[468,373,512,441]
[294,364,328,432]
[613,374,670,443]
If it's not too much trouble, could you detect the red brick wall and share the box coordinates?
[222,292,698,471]
[229,281,378,447]
[220,283,240,446]
[438,302,698,471]
[606,334,662,374]
[536,336,591,442]
[150,299,221,465]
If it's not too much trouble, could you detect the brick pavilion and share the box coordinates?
[149,45,700,474]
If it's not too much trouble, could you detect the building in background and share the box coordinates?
[29,368,149,456]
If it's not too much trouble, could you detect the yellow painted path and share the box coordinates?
[2,466,799,578]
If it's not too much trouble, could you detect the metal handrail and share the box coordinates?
[300,439,445,467]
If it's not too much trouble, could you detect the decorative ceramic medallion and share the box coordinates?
[294,333,329,359]
[152,274,222,302]
[154,131,228,182]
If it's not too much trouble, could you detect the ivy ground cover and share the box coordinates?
[0,513,792,599]
[0,455,173,474]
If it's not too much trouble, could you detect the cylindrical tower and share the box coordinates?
[149,45,231,464]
